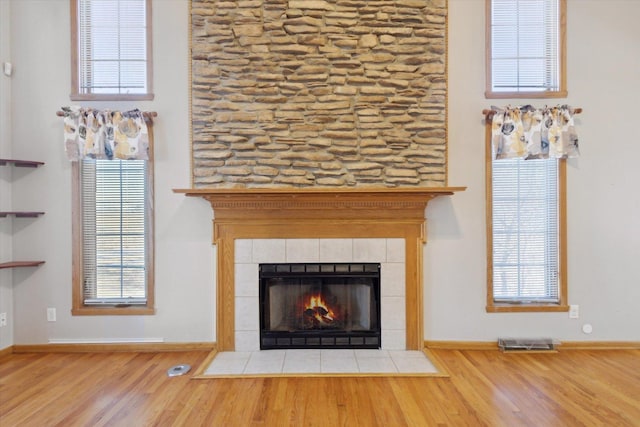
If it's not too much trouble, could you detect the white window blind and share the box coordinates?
[81,159,148,305]
[489,0,561,93]
[492,157,559,302]
[76,0,149,95]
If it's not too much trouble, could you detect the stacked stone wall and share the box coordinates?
[191,0,447,188]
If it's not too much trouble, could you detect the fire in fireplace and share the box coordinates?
[259,263,381,349]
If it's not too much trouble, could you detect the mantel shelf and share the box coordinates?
[173,187,466,221]
[0,158,45,168]
[0,211,45,218]
[173,187,465,197]
[0,261,45,269]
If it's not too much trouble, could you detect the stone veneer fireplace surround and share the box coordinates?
[174,188,464,351]
[190,0,449,188]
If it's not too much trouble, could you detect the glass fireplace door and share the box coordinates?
[259,263,381,349]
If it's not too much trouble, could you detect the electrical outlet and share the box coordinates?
[0,312,7,327]
[3,62,12,76]
[569,304,579,319]
[47,308,56,322]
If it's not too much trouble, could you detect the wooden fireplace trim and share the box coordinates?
[174,187,465,351]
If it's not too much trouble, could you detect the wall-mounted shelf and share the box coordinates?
[1,158,46,271]
[0,158,45,168]
[0,261,45,269]
[0,211,45,218]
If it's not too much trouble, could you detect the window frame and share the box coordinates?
[71,149,155,316]
[70,0,154,101]
[485,0,567,99]
[485,122,568,313]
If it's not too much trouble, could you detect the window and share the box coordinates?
[70,0,153,100]
[72,158,154,315]
[486,0,566,98]
[486,141,568,313]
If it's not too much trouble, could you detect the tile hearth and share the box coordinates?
[202,349,439,377]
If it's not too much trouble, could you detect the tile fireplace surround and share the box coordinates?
[174,188,464,351]
[237,238,403,351]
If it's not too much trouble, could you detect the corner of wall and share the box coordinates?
[0,0,14,351]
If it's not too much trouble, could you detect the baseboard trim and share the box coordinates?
[425,341,498,350]
[0,345,14,358]
[558,341,640,350]
[425,340,640,351]
[12,342,216,354]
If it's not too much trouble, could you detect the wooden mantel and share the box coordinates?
[174,187,464,220]
[173,187,465,351]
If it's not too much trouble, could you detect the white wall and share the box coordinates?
[425,0,640,342]
[10,0,214,345]
[6,0,639,347]
[0,0,14,350]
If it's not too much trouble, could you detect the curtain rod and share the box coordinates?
[56,110,157,120]
[483,107,582,121]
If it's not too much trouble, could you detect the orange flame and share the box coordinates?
[304,293,335,324]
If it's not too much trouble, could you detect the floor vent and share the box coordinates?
[498,338,557,353]
[167,364,191,377]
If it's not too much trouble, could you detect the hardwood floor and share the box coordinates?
[1,349,639,426]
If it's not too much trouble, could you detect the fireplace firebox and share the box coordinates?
[259,263,381,350]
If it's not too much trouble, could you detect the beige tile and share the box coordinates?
[392,355,438,373]
[252,239,286,263]
[282,354,321,373]
[250,350,287,361]
[244,356,284,374]
[354,349,390,359]
[389,350,426,359]
[215,351,252,360]
[235,263,258,297]
[357,357,397,373]
[381,296,406,330]
[285,349,321,360]
[244,353,285,374]
[235,296,259,331]
[234,331,260,352]
[386,238,405,263]
[321,349,355,359]
[205,352,250,375]
[321,356,358,373]
[353,238,387,262]
[203,350,438,375]
[381,329,406,350]
[235,239,253,263]
[285,239,320,262]
[381,262,405,297]
[319,239,353,262]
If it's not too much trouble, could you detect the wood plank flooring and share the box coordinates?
[1,348,639,426]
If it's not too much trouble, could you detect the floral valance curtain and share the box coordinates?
[62,107,150,161]
[490,105,579,160]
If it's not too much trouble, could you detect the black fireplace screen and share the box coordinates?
[259,263,381,349]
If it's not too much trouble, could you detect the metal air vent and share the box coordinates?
[498,338,556,352]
